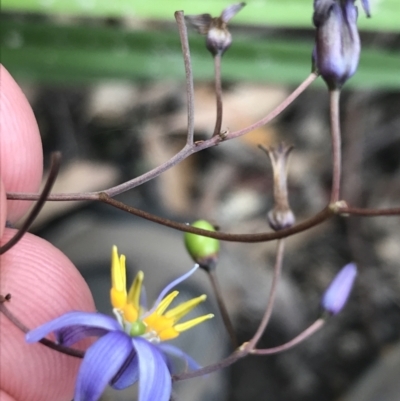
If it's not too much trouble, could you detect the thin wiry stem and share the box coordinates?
[212,54,223,137]
[0,152,61,255]
[175,11,195,146]
[207,269,237,348]
[329,89,342,203]
[7,73,317,202]
[252,318,325,355]
[99,193,334,242]
[0,295,84,358]
[243,239,285,352]
[225,72,319,141]
[338,206,400,216]
[174,317,325,381]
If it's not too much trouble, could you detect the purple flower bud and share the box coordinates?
[322,263,357,315]
[312,0,370,89]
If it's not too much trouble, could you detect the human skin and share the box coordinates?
[0,64,95,401]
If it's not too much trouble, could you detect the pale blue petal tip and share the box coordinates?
[322,263,357,315]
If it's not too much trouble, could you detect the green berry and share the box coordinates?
[184,220,220,266]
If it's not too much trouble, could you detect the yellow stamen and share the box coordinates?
[158,327,180,341]
[110,246,127,308]
[155,291,179,316]
[127,271,144,310]
[144,314,174,335]
[164,295,207,322]
[174,313,214,333]
[123,303,139,323]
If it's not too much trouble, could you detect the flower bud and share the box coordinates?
[186,3,245,57]
[184,220,220,271]
[322,263,357,315]
[312,0,370,89]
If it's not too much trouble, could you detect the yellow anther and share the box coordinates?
[155,291,179,316]
[164,295,207,322]
[158,327,180,341]
[110,288,127,309]
[110,246,127,308]
[111,246,126,293]
[174,314,214,333]
[123,303,139,323]
[127,271,144,310]
[144,314,174,335]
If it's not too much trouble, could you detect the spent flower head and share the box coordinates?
[26,246,213,401]
[260,143,295,231]
[186,2,246,56]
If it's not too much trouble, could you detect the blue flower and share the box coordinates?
[322,263,357,315]
[312,0,370,89]
[26,247,214,401]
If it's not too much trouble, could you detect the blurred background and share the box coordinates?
[2,0,400,400]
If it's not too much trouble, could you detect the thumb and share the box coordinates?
[0,230,96,401]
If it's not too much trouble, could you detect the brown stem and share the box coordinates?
[173,317,325,381]
[212,54,223,137]
[7,74,317,201]
[225,72,319,141]
[99,194,334,242]
[339,206,400,216]
[244,239,285,352]
[0,296,84,358]
[175,11,195,146]
[329,89,342,203]
[207,270,237,348]
[251,318,325,355]
[0,152,61,255]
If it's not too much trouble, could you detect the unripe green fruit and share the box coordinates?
[184,220,220,264]
[129,320,147,337]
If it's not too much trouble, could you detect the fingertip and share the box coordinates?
[0,179,6,238]
[0,64,43,222]
[0,230,96,401]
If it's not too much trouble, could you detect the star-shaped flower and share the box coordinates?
[26,246,213,401]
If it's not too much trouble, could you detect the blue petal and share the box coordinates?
[110,350,139,390]
[132,337,172,401]
[322,263,357,315]
[26,311,120,344]
[55,325,112,347]
[158,343,201,372]
[75,331,133,401]
[148,264,199,315]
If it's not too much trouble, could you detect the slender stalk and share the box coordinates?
[212,54,223,137]
[251,318,325,355]
[173,318,325,381]
[0,295,84,358]
[243,239,285,352]
[207,270,237,348]
[0,152,61,255]
[225,72,319,141]
[7,73,317,202]
[173,349,243,381]
[338,206,400,216]
[99,194,334,242]
[175,11,195,146]
[329,89,342,203]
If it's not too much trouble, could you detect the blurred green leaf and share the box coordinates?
[1,19,399,88]
[2,0,400,32]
